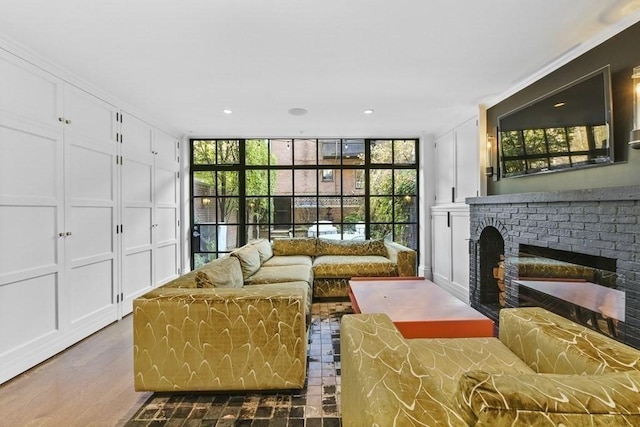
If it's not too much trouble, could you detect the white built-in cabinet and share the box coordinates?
[434,117,479,204]
[431,116,478,302]
[0,47,180,384]
[120,114,180,315]
[431,205,470,303]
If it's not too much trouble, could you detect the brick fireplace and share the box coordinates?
[467,186,640,348]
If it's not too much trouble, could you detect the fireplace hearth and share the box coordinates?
[468,186,640,348]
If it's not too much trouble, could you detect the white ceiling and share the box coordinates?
[1,0,640,138]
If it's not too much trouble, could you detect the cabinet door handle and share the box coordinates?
[447,211,451,228]
[451,187,455,203]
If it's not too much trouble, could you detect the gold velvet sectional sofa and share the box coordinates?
[341,307,640,426]
[133,237,415,392]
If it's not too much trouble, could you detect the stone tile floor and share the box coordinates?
[126,301,353,427]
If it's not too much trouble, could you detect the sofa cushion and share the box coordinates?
[456,370,640,426]
[262,255,313,267]
[230,244,262,279]
[408,337,535,401]
[244,265,313,286]
[316,238,387,257]
[313,255,396,278]
[272,238,317,256]
[195,256,244,288]
[249,238,273,263]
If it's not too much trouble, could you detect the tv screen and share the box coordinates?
[498,66,613,177]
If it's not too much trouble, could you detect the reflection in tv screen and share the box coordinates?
[498,66,613,177]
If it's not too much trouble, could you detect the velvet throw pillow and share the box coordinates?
[196,256,244,288]
[230,244,261,279]
[250,239,273,263]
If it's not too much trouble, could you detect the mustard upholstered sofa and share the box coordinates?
[341,307,640,426]
[133,237,415,392]
[270,237,417,298]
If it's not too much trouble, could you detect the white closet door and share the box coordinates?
[153,130,180,286]
[450,209,471,303]
[431,209,451,286]
[62,85,118,331]
[435,131,455,204]
[120,113,154,315]
[0,52,65,384]
[454,117,479,203]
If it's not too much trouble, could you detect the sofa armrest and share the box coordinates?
[133,285,307,391]
[499,307,640,375]
[340,313,467,427]
[384,240,417,276]
[457,370,640,426]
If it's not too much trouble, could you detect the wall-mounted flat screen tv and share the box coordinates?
[498,66,613,177]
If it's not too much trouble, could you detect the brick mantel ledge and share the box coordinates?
[466,185,640,205]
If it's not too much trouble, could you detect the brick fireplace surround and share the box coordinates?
[467,185,640,348]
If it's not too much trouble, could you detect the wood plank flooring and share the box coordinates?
[0,315,150,427]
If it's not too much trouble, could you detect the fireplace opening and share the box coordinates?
[478,226,504,319]
[515,244,622,338]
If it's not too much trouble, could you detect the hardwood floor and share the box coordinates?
[0,315,150,427]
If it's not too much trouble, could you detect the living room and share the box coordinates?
[2,2,640,426]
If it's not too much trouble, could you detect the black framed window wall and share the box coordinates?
[190,138,419,269]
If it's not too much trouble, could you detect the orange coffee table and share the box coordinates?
[348,278,494,338]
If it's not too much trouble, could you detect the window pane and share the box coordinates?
[394,170,417,195]
[194,253,217,269]
[194,197,216,223]
[217,171,239,196]
[193,171,216,196]
[527,158,548,171]
[271,139,292,165]
[246,197,270,223]
[294,197,318,224]
[504,159,526,175]
[370,197,393,222]
[216,140,240,164]
[350,169,365,193]
[394,196,417,222]
[294,139,317,165]
[319,139,341,165]
[370,223,392,240]
[545,128,567,153]
[245,170,269,196]
[217,197,239,224]
[395,223,417,249]
[343,197,364,223]
[550,156,570,168]
[370,140,393,163]
[394,140,416,164]
[567,127,590,151]
[192,140,217,165]
[273,170,292,195]
[522,129,546,154]
[369,169,392,195]
[319,169,341,195]
[246,139,270,165]
[294,169,317,195]
[499,131,522,157]
[593,125,608,149]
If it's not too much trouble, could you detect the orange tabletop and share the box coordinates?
[348,278,494,338]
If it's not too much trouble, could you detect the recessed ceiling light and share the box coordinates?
[363,109,375,114]
[288,108,308,116]
[223,109,233,114]
[553,102,566,108]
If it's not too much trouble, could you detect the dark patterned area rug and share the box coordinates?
[126,301,353,427]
